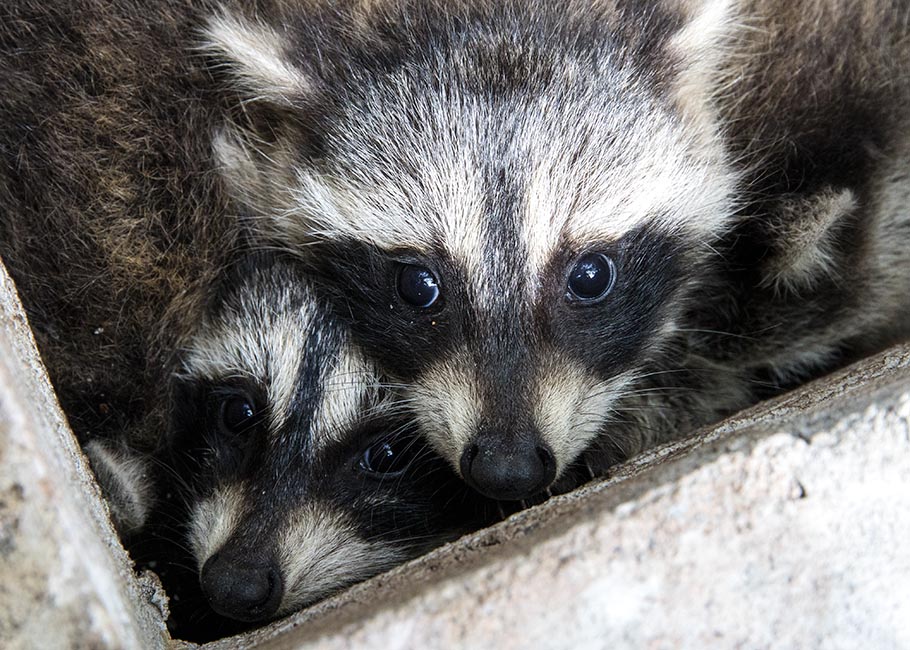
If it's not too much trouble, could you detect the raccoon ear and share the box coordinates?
[201,9,314,108]
[83,439,155,535]
[760,187,858,293]
[203,10,319,225]
[212,121,305,227]
[667,0,735,148]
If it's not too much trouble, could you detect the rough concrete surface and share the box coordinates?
[208,345,910,650]
[0,262,169,650]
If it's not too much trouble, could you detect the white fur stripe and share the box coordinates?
[202,10,311,105]
[276,504,405,615]
[189,484,246,569]
[410,351,483,470]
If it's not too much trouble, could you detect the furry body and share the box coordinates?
[0,0,232,485]
[207,0,910,499]
[0,0,493,639]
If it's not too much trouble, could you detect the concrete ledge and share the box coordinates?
[212,345,910,650]
[0,262,169,650]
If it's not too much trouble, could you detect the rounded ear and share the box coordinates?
[200,8,314,108]
[666,0,737,149]
[201,9,323,235]
[760,187,858,293]
[211,121,303,224]
[83,439,155,535]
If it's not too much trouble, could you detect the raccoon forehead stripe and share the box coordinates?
[523,118,737,288]
[301,343,380,452]
[181,290,381,454]
[181,309,314,432]
[287,168,433,250]
[276,504,406,615]
[288,157,488,276]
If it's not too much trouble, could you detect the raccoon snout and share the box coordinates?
[200,549,284,622]
[460,433,556,501]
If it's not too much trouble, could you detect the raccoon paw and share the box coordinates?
[83,439,155,535]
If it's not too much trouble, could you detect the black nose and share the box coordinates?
[200,549,284,622]
[460,434,556,501]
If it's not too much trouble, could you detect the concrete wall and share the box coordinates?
[2,256,908,650]
[0,262,170,650]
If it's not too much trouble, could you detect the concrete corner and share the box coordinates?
[0,262,170,650]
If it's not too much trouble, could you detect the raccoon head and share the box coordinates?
[166,255,480,625]
[203,1,742,500]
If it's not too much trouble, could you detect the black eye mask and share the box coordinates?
[356,434,422,477]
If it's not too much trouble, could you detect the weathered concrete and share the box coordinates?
[208,345,910,650]
[0,261,170,650]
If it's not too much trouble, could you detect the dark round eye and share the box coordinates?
[357,437,418,477]
[396,264,440,308]
[218,395,258,435]
[567,253,616,301]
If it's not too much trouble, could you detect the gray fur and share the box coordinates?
[206,0,910,496]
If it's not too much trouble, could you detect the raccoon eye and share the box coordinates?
[218,394,258,435]
[567,253,616,302]
[396,264,440,308]
[357,437,417,477]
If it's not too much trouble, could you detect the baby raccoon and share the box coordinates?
[0,0,494,639]
[204,0,910,500]
[153,255,491,639]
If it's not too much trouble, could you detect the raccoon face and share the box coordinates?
[204,1,740,499]
[167,256,478,624]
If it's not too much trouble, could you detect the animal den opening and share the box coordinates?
[2,259,910,649]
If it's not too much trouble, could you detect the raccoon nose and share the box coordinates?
[460,434,556,501]
[200,549,284,622]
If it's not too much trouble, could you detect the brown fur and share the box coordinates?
[705,0,910,373]
[0,0,235,456]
